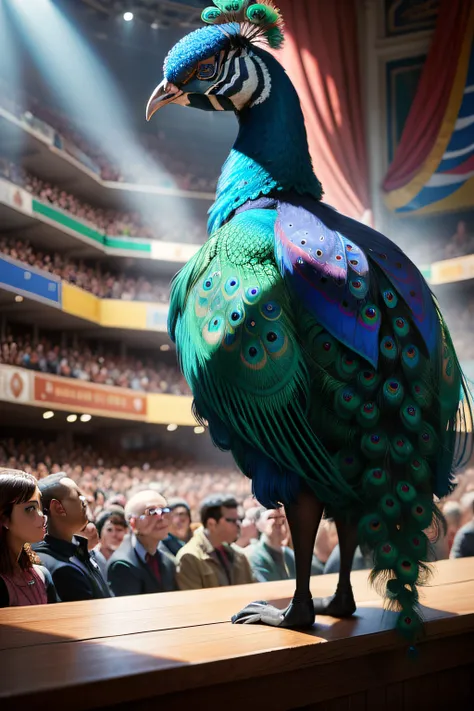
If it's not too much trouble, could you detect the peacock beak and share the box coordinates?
[146,80,183,121]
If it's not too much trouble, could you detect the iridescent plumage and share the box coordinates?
[148,0,472,640]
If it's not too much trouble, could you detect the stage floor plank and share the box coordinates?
[0,558,473,710]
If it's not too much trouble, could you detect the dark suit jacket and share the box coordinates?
[107,535,177,597]
[33,534,111,602]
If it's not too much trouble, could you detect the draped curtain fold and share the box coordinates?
[274,0,370,220]
[383,0,472,192]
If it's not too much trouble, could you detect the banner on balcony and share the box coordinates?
[0,255,61,306]
[33,374,148,420]
[384,2,474,215]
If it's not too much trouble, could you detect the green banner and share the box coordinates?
[32,200,151,255]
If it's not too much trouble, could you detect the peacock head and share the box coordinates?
[146,1,284,121]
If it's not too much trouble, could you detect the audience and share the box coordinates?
[235,505,262,550]
[0,236,171,303]
[0,469,57,607]
[0,437,251,521]
[0,157,207,245]
[176,494,254,590]
[0,78,218,192]
[161,498,193,560]
[80,520,100,552]
[246,508,296,583]
[0,329,190,396]
[93,509,128,578]
[107,490,176,596]
[1,449,474,608]
[34,473,111,601]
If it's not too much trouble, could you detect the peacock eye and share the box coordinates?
[196,55,219,81]
[179,65,197,85]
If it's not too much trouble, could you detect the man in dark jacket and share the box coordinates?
[107,490,176,597]
[34,473,111,601]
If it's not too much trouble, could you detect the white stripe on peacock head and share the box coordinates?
[146,1,284,120]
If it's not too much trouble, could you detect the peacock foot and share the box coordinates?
[312,586,356,618]
[231,596,315,628]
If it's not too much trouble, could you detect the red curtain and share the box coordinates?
[383,0,471,192]
[274,0,370,220]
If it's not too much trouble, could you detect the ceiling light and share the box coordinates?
[194,426,205,434]
[123,11,134,22]
[167,423,178,432]
[160,344,170,352]
[151,21,159,30]
[80,414,92,423]
[15,295,23,303]
[43,411,54,420]
[66,414,78,423]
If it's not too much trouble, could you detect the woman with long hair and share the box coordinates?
[0,469,58,607]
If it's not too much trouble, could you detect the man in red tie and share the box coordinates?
[107,490,177,597]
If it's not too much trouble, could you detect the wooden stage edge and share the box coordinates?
[1,558,474,711]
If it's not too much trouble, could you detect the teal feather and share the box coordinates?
[163,14,473,643]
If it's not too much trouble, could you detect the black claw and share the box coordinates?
[313,590,356,618]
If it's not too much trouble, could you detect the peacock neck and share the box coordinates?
[208,51,322,234]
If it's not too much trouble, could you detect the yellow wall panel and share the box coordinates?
[62,283,100,323]
[99,300,148,330]
[147,393,195,425]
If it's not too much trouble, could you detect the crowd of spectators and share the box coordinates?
[0,77,217,192]
[0,330,190,395]
[5,233,474,363]
[2,431,474,609]
[0,235,171,303]
[0,437,249,520]
[0,156,206,244]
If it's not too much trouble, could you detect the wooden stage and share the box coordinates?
[1,558,474,711]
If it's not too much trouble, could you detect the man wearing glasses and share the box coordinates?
[176,494,254,590]
[107,490,177,597]
[34,473,111,601]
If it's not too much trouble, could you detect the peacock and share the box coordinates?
[146,0,472,638]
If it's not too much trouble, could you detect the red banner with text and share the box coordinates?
[33,374,148,419]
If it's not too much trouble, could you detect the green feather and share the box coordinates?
[246,3,279,24]
[169,209,359,506]
[265,26,285,49]
[214,0,247,11]
[201,7,224,23]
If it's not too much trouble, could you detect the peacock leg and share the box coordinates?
[313,517,357,617]
[232,485,323,628]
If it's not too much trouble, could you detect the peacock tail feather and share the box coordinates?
[169,198,473,641]
[161,1,472,641]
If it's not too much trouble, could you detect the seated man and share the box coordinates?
[34,473,111,601]
[176,494,253,590]
[246,508,295,582]
[160,498,192,560]
[107,490,176,596]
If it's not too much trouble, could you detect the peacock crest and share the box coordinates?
[201,1,285,49]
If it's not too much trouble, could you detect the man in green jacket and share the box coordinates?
[246,508,295,582]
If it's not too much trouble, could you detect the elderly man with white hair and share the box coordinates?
[246,508,296,583]
[107,490,176,596]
